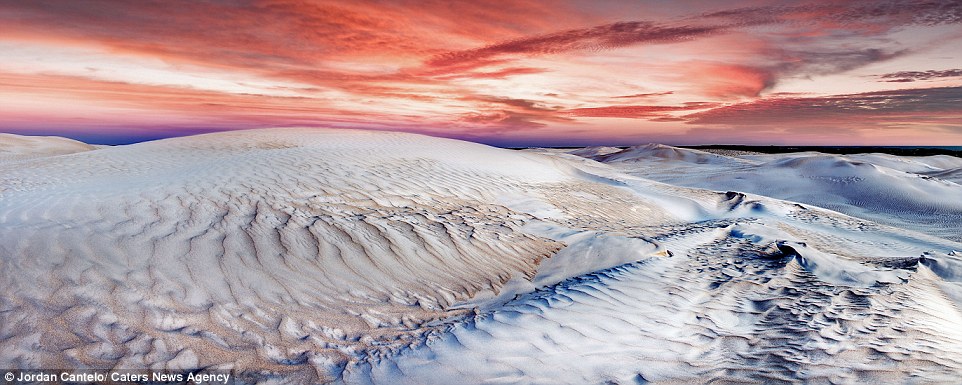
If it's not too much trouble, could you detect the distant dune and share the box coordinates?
[2,129,961,384]
[578,143,962,242]
[0,133,97,160]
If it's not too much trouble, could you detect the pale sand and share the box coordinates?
[1,129,961,384]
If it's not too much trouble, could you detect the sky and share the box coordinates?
[1,0,961,146]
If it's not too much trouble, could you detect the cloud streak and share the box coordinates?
[878,69,962,82]
[426,21,722,69]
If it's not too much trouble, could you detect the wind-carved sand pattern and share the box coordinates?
[1,128,962,384]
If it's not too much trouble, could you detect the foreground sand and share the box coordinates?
[1,128,961,384]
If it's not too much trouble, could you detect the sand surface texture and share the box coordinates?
[2,129,961,384]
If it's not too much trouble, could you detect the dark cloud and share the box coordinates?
[686,86,962,126]
[426,21,721,68]
[824,0,962,26]
[774,48,907,77]
[878,69,962,82]
[700,0,962,30]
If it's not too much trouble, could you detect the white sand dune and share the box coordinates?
[565,146,624,158]
[581,144,962,243]
[0,133,98,161]
[597,143,758,167]
[2,129,961,384]
[925,167,962,184]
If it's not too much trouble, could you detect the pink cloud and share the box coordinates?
[1,0,961,144]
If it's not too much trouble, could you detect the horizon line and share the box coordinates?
[3,127,962,148]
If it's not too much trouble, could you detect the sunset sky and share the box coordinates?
[1,0,961,146]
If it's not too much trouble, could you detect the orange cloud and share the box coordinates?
[674,62,777,98]
[568,103,718,119]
